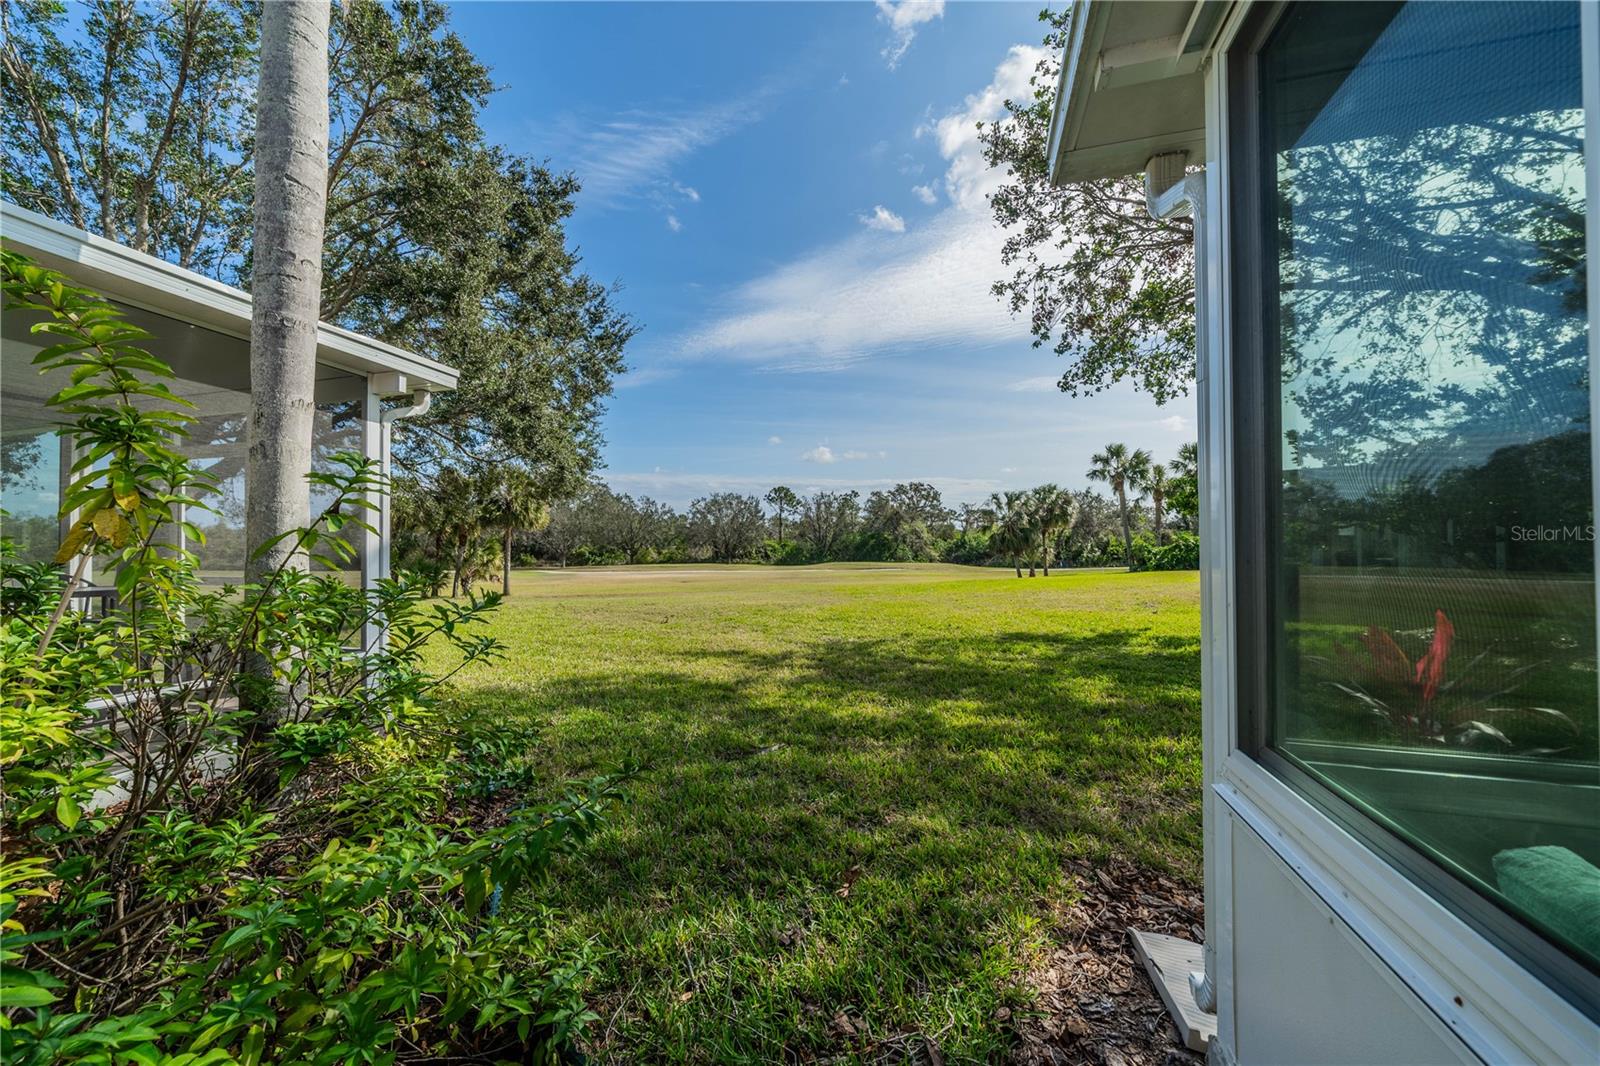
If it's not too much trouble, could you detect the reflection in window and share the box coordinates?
[0,424,61,564]
[1259,2,1598,971]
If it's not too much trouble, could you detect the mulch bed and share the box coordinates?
[1008,857,1207,1066]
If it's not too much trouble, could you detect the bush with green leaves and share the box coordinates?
[1130,531,1200,572]
[0,249,631,1064]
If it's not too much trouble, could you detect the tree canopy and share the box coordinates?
[2,0,635,494]
[980,8,1195,404]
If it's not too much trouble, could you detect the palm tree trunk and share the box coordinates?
[1116,487,1132,567]
[1014,556,1022,578]
[502,526,512,596]
[244,0,329,584]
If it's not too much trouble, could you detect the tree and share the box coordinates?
[2,0,257,267]
[535,499,583,567]
[627,496,676,563]
[1087,443,1151,568]
[244,0,329,584]
[688,493,764,563]
[764,485,801,543]
[984,491,1034,577]
[1168,442,1199,525]
[1026,484,1076,576]
[863,482,951,562]
[981,9,1194,404]
[797,491,861,560]
[3,0,636,495]
[1136,464,1172,545]
[484,465,549,596]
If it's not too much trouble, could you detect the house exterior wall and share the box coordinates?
[1192,5,1600,1064]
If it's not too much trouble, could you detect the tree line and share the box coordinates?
[392,443,1199,590]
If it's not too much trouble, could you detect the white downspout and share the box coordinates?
[1144,150,1219,1017]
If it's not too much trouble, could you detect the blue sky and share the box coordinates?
[449,0,1196,509]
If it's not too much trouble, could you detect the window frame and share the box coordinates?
[1225,0,1600,1020]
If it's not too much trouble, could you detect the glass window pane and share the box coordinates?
[1,423,61,565]
[1259,1,1599,972]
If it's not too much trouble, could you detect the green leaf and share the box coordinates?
[56,793,82,830]
[0,983,59,1007]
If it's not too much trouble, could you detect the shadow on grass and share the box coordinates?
[447,621,1202,1058]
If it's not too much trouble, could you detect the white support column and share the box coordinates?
[361,378,384,654]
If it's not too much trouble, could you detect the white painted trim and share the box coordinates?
[1198,4,1599,1062]
[1583,0,1600,729]
[361,380,384,656]
[1216,759,1594,1065]
[0,201,458,391]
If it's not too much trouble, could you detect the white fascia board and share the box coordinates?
[0,201,458,391]
[1048,1,1225,185]
[1047,0,1110,185]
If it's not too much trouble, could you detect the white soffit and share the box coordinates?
[1048,0,1224,184]
[0,200,458,391]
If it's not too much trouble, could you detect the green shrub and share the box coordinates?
[0,250,631,1065]
[939,530,991,565]
[1130,530,1200,571]
[760,538,811,565]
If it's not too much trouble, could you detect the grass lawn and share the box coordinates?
[434,563,1202,1062]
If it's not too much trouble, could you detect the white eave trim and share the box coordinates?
[1047,0,1111,184]
[0,200,458,392]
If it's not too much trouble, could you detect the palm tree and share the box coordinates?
[244,0,330,582]
[1027,484,1076,576]
[485,466,550,596]
[1137,465,1171,544]
[985,490,1035,577]
[1087,442,1151,567]
[1169,442,1200,524]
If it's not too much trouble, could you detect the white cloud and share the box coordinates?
[678,45,1046,371]
[911,183,937,205]
[800,443,877,464]
[1159,414,1192,433]
[876,0,945,70]
[838,73,851,87]
[554,81,783,208]
[1008,375,1060,393]
[858,205,906,233]
[666,214,683,232]
[768,435,783,445]
[922,44,1046,210]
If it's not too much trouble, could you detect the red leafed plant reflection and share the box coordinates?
[1326,609,1578,754]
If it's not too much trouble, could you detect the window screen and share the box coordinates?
[1245,0,1599,979]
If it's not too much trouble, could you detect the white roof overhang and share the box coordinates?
[1046,0,1229,184]
[0,201,458,392]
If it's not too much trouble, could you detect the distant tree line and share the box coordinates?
[403,442,1198,580]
